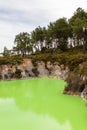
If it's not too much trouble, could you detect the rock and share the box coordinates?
[64,72,86,96]
[60,64,65,70]
[37,61,49,77]
[49,63,69,79]
[21,71,27,78]
[1,65,9,80]
[23,59,35,77]
[0,59,69,80]
[46,61,53,70]
[51,64,61,78]
[81,87,87,100]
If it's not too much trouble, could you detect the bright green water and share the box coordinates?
[0,78,87,130]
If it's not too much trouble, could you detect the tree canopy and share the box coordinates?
[2,7,87,56]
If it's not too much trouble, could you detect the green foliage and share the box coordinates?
[14,32,32,56]
[1,7,84,55]
[29,49,87,72]
[47,18,72,51]
[66,54,87,71]
[69,7,87,46]
[2,47,11,57]
[53,18,72,39]
[31,26,46,51]
[58,38,68,51]
[0,56,23,65]
[1,7,87,56]
[74,61,87,75]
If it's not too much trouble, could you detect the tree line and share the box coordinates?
[2,7,87,56]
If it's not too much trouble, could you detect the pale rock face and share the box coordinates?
[60,64,65,70]
[51,65,61,78]
[12,66,16,73]
[1,65,9,80]
[50,64,69,79]
[23,59,33,68]
[61,67,69,79]
[46,61,69,79]
[21,71,27,78]
[17,64,24,71]
[37,61,49,77]
[21,59,34,77]
[46,61,53,70]
[0,59,69,80]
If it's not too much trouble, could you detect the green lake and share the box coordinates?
[0,78,87,130]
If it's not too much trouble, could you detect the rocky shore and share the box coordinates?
[0,59,69,80]
[0,58,87,101]
[63,72,87,101]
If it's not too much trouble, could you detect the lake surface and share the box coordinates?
[0,78,87,130]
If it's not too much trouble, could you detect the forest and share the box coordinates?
[2,7,87,56]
